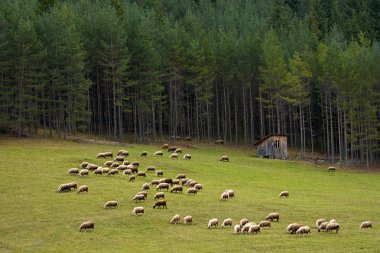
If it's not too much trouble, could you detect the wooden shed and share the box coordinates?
[254,134,288,159]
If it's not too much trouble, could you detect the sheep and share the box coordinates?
[172,179,180,185]
[132,161,140,167]
[296,226,311,235]
[104,200,118,208]
[150,180,160,186]
[266,212,280,222]
[167,146,177,152]
[215,139,224,144]
[129,175,135,182]
[67,168,79,175]
[153,200,167,209]
[154,151,163,157]
[170,185,183,193]
[286,223,303,234]
[67,182,77,190]
[123,169,132,175]
[187,181,197,188]
[162,144,169,149]
[133,206,144,215]
[137,191,148,198]
[315,218,326,228]
[220,192,229,200]
[93,168,103,175]
[170,153,178,159]
[140,151,148,157]
[194,184,203,191]
[359,221,372,229]
[181,179,189,185]
[222,218,233,228]
[156,183,170,191]
[79,221,94,231]
[170,214,180,224]
[127,165,138,173]
[154,192,165,199]
[234,224,241,234]
[80,162,89,168]
[185,180,195,186]
[259,220,271,229]
[329,219,337,223]
[132,194,146,202]
[146,166,156,172]
[220,155,229,162]
[79,169,89,177]
[317,222,329,232]
[175,174,186,179]
[104,161,113,167]
[86,164,98,170]
[279,191,289,198]
[327,166,336,172]
[107,169,118,175]
[174,148,182,153]
[240,218,249,227]
[117,165,128,171]
[241,223,252,234]
[141,183,150,191]
[225,189,234,198]
[208,218,219,228]
[155,170,164,177]
[326,222,340,233]
[184,215,192,225]
[103,152,113,158]
[122,161,130,165]
[77,185,88,194]
[117,150,129,157]
[110,162,120,168]
[136,172,146,177]
[183,154,192,160]
[102,168,111,174]
[114,156,124,162]
[57,183,71,193]
[248,225,261,234]
[159,178,173,185]
[96,152,106,159]
[187,187,198,195]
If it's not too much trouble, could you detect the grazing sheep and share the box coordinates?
[150,180,160,186]
[122,161,130,165]
[102,168,111,174]
[326,222,340,233]
[327,166,336,172]
[181,179,189,185]
[140,151,148,157]
[137,191,148,198]
[129,175,135,182]
[146,166,156,172]
[316,218,326,228]
[194,184,203,191]
[96,153,106,159]
[286,223,303,234]
[248,225,261,234]
[215,139,224,144]
[279,191,289,198]
[77,185,88,194]
[222,218,233,228]
[174,148,182,153]
[67,182,77,190]
[220,192,229,200]
[68,168,79,175]
[240,218,249,227]
[162,144,169,149]
[220,155,229,162]
[241,223,252,234]
[79,221,94,231]
[359,221,372,230]
[317,222,329,232]
[159,178,173,185]
[259,220,271,229]
[127,165,138,173]
[132,194,146,203]
[296,226,311,235]
[167,146,177,152]
[117,165,128,171]
[132,161,140,167]
[107,169,119,175]
[187,187,198,195]
[156,183,170,191]
[154,151,163,157]
[170,185,183,193]
[117,150,129,157]
[110,162,120,168]
[123,169,132,175]
[266,212,280,222]
[86,164,98,170]
[172,179,180,185]
[104,161,113,167]
[225,189,234,198]
[141,183,150,191]
[329,219,337,223]
[57,183,71,193]
[183,154,192,160]
[153,200,167,209]
[184,215,192,225]
[93,168,103,175]
[187,181,197,188]
[80,162,89,168]
[208,218,219,229]
[170,153,178,159]
[104,200,118,208]
[136,172,146,177]
[114,156,124,162]
[155,170,164,177]
[133,206,144,215]
[175,174,186,179]
[154,192,165,199]
[103,152,113,158]
[79,169,89,177]
[170,214,180,224]
[234,224,241,234]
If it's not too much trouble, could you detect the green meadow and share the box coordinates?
[0,136,379,253]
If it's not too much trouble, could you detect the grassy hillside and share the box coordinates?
[0,136,379,253]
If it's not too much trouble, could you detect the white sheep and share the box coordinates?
[296,226,311,235]
[104,200,118,208]
[194,184,203,191]
[107,168,118,175]
[175,174,186,179]
[240,218,249,227]
[220,192,229,200]
[184,215,192,225]
[132,206,144,215]
[187,187,198,195]
[265,212,280,222]
[208,218,218,228]
[329,219,337,223]
[170,214,180,224]
[234,224,241,234]
[80,162,89,168]
[77,185,88,194]
[279,191,289,198]
[153,192,165,199]
[155,170,164,177]
[79,221,94,231]
[123,169,132,175]
[317,222,329,232]
[67,168,79,175]
[248,224,260,234]
[359,221,372,229]
[326,222,340,233]
[154,151,163,157]
[132,194,146,202]
[156,183,169,191]
[259,220,271,229]
[225,189,234,198]
[222,218,233,228]
[79,169,89,176]
[170,153,178,159]
[315,218,326,228]
[141,183,150,191]
[183,154,191,160]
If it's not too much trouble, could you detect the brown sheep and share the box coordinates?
[170,185,183,193]
[359,221,372,229]
[136,172,146,177]
[155,170,164,177]
[114,156,124,162]
[167,146,177,152]
[266,212,280,222]
[79,221,94,231]
[117,150,129,157]
[104,200,118,208]
[175,174,186,179]
[132,161,140,167]
[107,169,119,175]
[67,168,79,175]
[77,185,88,194]
[159,178,173,185]
[220,155,229,162]
[146,166,156,172]
[140,151,148,157]
[153,200,167,209]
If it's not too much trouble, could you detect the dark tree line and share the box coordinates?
[0,0,380,168]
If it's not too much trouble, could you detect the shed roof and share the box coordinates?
[254,134,287,146]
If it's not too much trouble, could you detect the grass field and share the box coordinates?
[0,136,379,253]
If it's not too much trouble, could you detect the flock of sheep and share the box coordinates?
[57,144,373,236]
